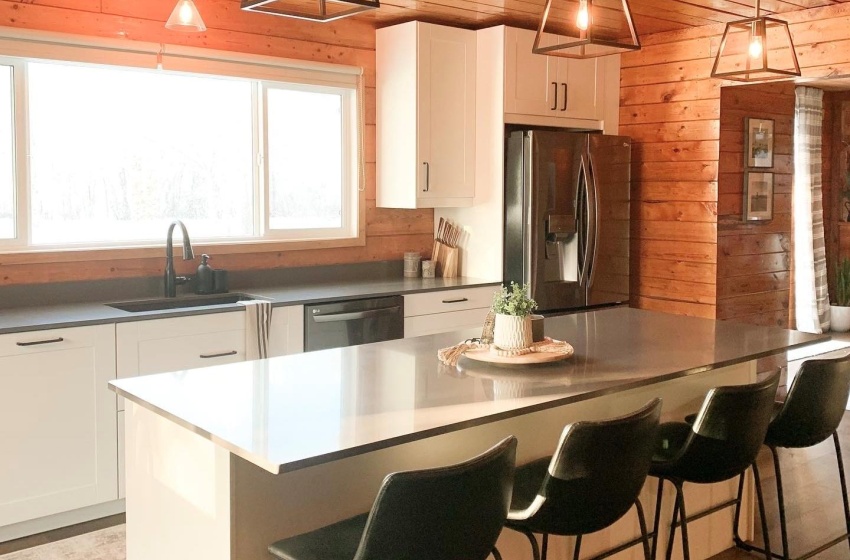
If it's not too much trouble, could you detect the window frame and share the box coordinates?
[0,34,365,260]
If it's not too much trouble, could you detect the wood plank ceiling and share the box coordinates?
[347,0,850,36]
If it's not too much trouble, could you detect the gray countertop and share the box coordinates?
[0,276,498,335]
[110,307,825,475]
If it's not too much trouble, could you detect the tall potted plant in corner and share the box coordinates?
[832,258,850,332]
[491,282,537,350]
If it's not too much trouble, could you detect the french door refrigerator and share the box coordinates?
[504,129,631,314]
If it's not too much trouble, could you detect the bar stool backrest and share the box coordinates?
[522,398,662,535]
[673,372,780,484]
[353,435,517,560]
[768,354,850,448]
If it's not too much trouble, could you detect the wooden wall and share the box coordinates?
[827,94,850,280]
[716,82,794,328]
[621,1,850,322]
[0,0,433,286]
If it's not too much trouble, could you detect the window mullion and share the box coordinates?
[13,59,30,248]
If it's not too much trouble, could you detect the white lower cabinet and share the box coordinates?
[268,305,304,358]
[0,325,117,527]
[404,286,495,338]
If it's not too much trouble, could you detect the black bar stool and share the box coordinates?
[733,354,850,560]
[650,372,781,560]
[505,398,663,560]
[268,436,517,560]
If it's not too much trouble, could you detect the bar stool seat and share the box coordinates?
[269,436,517,560]
[649,372,781,560]
[505,399,662,560]
[734,354,850,560]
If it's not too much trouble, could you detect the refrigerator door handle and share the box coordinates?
[577,156,591,287]
[523,133,535,292]
[585,151,600,291]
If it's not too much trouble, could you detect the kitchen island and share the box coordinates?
[110,307,822,560]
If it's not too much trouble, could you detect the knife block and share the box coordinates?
[440,246,458,278]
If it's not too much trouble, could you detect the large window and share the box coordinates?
[0,51,360,250]
[0,65,12,240]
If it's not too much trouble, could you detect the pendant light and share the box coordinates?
[241,0,379,23]
[533,0,640,58]
[711,0,800,82]
[165,0,207,32]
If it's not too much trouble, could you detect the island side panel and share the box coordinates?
[124,402,232,560]
[232,361,756,560]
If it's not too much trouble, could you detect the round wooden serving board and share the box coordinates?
[463,344,574,366]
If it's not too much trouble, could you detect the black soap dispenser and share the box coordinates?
[196,254,214,295]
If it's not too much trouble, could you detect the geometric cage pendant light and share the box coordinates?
[711,0,800,82]
[533,0,640,59]
[241,0,379,22]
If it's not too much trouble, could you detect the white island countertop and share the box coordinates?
[110,307,823,474]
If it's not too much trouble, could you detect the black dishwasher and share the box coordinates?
[304,295,404,351]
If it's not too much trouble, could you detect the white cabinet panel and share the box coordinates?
[268,305,304,358]
[0,325,117,527]
[377,21,476,209]
[403,287,493,338]
[501,27,607,124]
[405,308,490,338]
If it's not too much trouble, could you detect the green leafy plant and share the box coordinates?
[491,282,538,316]
[837,258,850,307]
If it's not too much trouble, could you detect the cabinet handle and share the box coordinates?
[16,337,64,347]
[551,82,558,111]
[200,350,238,359]
[442,298,469,304]
[423,162,430,192]
[561,83,568,111]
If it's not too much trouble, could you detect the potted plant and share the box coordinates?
[491,282,538,350]
[832,258,850,332]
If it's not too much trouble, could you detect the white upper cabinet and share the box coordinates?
[503,27,606,122]
[377,21,476,209]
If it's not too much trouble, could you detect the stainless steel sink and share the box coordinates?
[107,293,261,313]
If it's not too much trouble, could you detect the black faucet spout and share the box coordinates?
[164,220,195,298]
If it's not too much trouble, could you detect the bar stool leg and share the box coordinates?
[515,527,541,560]
[572,534,581,560]
[770,445,790,560]
[664,481,682,560]
[491,546,503,560]
[732,472,746,548]
[651,477,666,560]
[752,462,772,560]
[833,432,850,555]
[674,481,691,560]
[635,499,652,560]
[542,533,550,560]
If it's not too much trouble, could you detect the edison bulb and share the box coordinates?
[749,35,763,58]
[576,0,589,31]
[179,1,194,24]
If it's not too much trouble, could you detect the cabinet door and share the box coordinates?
[417,24,476,205]
[504,27,558,117]
[268,305,304,358]
[558,57,604,120]
[405,308,490,338]
[116,312,246,411]
[0,325,117,526]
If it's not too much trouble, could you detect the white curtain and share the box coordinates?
[793,86,830,333]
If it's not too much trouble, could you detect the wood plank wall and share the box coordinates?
[716,82,795,328]
[621,1,850,321]
[0,0,433,286]
[828,95,850,281]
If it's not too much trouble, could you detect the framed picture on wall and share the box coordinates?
[744,171,774,221]
[745,117,775,168]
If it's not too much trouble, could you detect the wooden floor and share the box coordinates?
[708,413,850,560]
[0,514,124,555]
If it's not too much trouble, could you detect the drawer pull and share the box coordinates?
[200,350,238,359]
[16,337,64,347]
[442,298,469,304]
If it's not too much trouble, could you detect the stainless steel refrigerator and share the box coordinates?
[503,129,631,314]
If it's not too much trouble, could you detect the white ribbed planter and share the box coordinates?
[831,305,850,332]
[493,314,532,350]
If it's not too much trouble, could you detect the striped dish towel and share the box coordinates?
[239,299,273,360]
